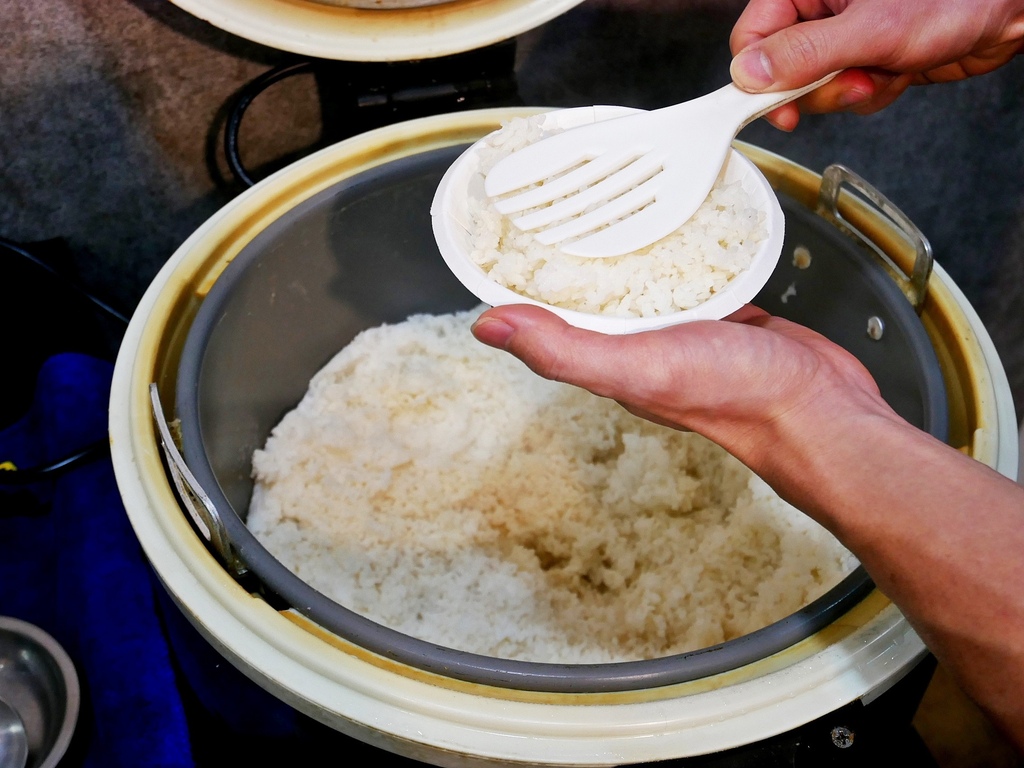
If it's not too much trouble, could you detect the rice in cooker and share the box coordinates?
[466,116,768,317]
[247,308,857,664]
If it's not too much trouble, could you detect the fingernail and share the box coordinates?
[471,316,515,349]
[765,114,795,132]
[731,49,774,91]
[838,88,871,107]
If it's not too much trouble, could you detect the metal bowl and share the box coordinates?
[0,618,79,768]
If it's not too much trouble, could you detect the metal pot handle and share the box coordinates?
[149,383,248,579]
[816,164,933,312]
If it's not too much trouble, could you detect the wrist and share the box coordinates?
[716,386,914,529]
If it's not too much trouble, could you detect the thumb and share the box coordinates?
[731,13,873,92]
[470,304,661,402]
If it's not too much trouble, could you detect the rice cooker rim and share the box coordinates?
[171,144,940,694]
[108,108,1018,765]
[165,0,589,62]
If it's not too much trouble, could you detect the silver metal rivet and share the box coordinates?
[867,316,884,340]
[831,725,855,749]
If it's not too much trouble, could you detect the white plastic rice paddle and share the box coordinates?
[430,105,787,334]
[483,73,838,258]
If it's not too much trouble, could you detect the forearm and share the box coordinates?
[473,304,1024,746]
[748,404,1024,749]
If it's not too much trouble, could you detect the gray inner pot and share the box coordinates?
[177,144,948,693]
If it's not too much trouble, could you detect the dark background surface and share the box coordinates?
[1,1,1022,766]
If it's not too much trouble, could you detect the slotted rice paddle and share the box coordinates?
[484,73,838,258]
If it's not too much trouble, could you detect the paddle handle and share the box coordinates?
[659,70,841,134]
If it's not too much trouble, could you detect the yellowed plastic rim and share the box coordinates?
[109,109,1017,766]
[168,0,587,61]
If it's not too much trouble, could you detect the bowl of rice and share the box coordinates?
[431,108,786,333]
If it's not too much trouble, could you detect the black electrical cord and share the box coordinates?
[0,443,109,486]
[224,59,317,188]
[0,236,130,326]
[0,237,129,489]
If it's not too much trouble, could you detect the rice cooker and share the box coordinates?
[110,103,1017,766]
[164,0,589,61]
[110,4,1018,766]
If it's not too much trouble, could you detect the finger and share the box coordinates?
[847,73,914,115]
[763,103,801,131]
[723,304,770,323]
[729,0,839,56]
[472,304,706,406]
[754,70,900,126]
[788,69,880,112]
[731,9,901,93]
[729,0,803,55]
[726,306,826,343]
[471,305,642,400]
[617,401,686,430]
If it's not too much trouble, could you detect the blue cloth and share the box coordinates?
[0,353,194,768]
[0,352,421,766]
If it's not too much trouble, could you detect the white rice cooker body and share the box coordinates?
[110,110,1018,767]
[166,0,588,62]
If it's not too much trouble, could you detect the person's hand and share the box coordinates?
[472,305,1024,749]
[470,303,900,483]
[730,0,1024,130]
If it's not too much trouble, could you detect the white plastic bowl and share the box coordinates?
[431,106,787,334]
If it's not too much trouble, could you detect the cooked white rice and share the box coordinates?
[467,116,768,317]
[247,309,856,664]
